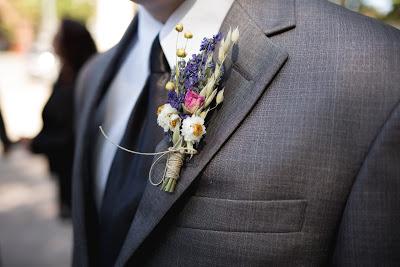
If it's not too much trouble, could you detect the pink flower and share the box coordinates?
[184,90,205,114]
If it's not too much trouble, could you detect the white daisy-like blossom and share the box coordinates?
[157,104,178,132]
[181,115,206,142]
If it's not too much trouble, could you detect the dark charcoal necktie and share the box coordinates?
[97,37,170,267]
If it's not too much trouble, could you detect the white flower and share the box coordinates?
[181,115,206,142]
[157,104,178,132]
[169,114,181,130]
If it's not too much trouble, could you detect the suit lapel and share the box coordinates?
[88,16,138,117]
[116,0,295,265]
[81,15,139,191]
[75,16,139,263]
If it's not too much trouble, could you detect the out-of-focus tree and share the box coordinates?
[11,0,94,27]
[0,0,95,50]
[8,0,41,31]
[334,0,400,28]
[384,0,400,27]
[0,0,36,51]
[0,17,12,50]
[56,0,94,23]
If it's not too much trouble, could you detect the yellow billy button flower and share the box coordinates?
[165,81,175,91]
[184,32,193,39]
[176,48,187,58]
[175,23,184,32]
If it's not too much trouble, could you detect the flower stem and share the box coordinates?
[175,32,180,93]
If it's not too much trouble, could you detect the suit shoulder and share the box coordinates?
[296,0,400,44]
[295,0,400,79]
[290,1,400,114]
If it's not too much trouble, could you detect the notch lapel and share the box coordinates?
[80,15,138,192]
[73,16,138,264]
[85,15,139,127]
[79,15,139,190]
[117,0,295,265]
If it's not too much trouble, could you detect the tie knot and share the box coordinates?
[150,36,170,74]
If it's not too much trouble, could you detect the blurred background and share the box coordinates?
[0,0,398,266]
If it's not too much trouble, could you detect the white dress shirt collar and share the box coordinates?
[159,0,235,67]
[137,6,163,43]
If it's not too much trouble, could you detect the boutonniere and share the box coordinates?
[155,24,239,193]
[100,24,239,193]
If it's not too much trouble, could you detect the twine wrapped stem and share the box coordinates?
[161,151,185,192]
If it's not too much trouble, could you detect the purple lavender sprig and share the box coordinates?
[184,54,202,91]
[199,33,222,52]
[167,91,185,110]
[182,32,223,92]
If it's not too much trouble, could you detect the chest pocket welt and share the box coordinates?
[175,196,307,233]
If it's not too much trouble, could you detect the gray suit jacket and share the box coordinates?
[72,0,400,266]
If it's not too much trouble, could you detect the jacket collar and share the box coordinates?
[241,0,296,37]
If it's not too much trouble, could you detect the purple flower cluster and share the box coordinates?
[182,32,222,91]
[200,33,222,52]
[184,54,203,90]
[167,91,185,110]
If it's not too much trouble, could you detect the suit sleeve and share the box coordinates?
[331,100,400,266]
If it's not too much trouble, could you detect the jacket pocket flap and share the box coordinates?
[176,197,307,233]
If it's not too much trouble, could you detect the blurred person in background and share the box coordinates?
[0,107,12,154]
[27,18,97,219]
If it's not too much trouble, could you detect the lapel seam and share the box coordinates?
[232,62,253,81]
[237,0,296,37]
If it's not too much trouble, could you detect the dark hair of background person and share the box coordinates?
[54,18,97,82]
[0,108,12,154]
[29,18,97,219]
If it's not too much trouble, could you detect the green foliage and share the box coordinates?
[9,0,94,26]
[56,0,95,23]
[11,0,41,28]
[0,0,95,45]
[0,22,13,43]
[384,2,400,26]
